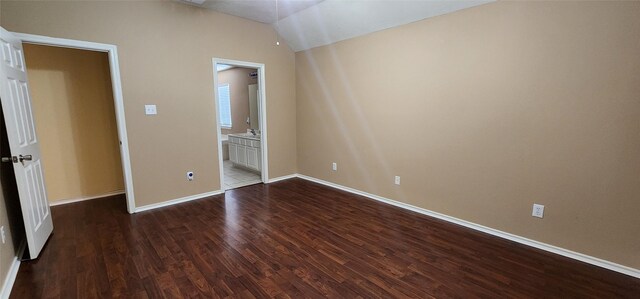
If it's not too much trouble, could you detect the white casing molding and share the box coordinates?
[212,58,268,192]
[294,174,640,279]
[12,32,137,214]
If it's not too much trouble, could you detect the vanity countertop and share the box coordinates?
[228,133,260,140]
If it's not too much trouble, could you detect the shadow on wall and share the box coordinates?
[0,103,26,258]
[23,45,124,200]
[61,49,121,197]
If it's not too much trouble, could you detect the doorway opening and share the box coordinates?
[212,59,268,191]
[22,44,126,210]
[16,33,136,213]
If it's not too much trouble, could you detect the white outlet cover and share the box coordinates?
[532,204,544,218]
[186,171,194,181]
[332,162,337,171]
[394,176,401,185]
[145,104,157,115]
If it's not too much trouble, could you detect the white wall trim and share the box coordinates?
[134,190,224,213]
[13,32,137,214]
[267,174,297,183]
[1,241,26,299]
[49,190,125,207]
[295,174,640,279]
[212,58,269,192]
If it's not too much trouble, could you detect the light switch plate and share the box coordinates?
[145,104,157,115]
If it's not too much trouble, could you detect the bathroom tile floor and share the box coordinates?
[223,160,261,189]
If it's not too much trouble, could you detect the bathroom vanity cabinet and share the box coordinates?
[228,134,261,172]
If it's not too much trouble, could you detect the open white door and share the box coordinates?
[248,84,259,129]
[0,27,53,259]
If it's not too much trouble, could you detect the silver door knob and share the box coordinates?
[19,155,32,162]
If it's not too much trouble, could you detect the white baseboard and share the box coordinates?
[267,174,297,183]
[134,190,224,213]
[134,173,298,213]
[49,190,125,206]
[1,241,26,299]
[295,174,640,279]
[226,180,262,190]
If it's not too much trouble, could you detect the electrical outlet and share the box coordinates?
[532,204,544,218]
[144,104,157,115]
[332,162,337,171]
[1,226,5,244]
[186,171,194,181]
[394,176,401,185]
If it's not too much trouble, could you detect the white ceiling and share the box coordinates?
[185,0,324,24]
[276,0,494,51]
[181,0,494,52]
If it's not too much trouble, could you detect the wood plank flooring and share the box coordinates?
[10,178,640,298]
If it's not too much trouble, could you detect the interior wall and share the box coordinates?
[0,106,22,294]
[0,0,297,208]
[0,169,16,295]
[296,1,640,269]
[219,67,257,135]
[24,44,124,203]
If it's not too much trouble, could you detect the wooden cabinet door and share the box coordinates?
[237,145,247,166]
[229,143,238,163]
[246,146,258,171]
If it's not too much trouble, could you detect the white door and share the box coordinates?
[0,27,53,259]
[248,84,259,129]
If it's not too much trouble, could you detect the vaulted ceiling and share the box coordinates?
[187,0,323,24]
[178,0,494,51]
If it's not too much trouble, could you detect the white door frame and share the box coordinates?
[212,58,268,190]
[13,32,136,213]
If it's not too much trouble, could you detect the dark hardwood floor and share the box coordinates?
[10,178,640,298]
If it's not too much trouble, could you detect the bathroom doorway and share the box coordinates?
[212,58,268,190]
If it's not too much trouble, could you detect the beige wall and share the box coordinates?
[24,44,124,203]
[1,1,297,208]
[0,108,20,294]
[0,191,15,294]
[0,178,16,294]
[2,0,637,274]
[219,67,257,135]
[0,180,16,292]
[296,1,640,269]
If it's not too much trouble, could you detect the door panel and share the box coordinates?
[237,145,247,166]
[248,84,258,129]
[229,143,237,163]
[246,146,258,170]
[0,26,53,259]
